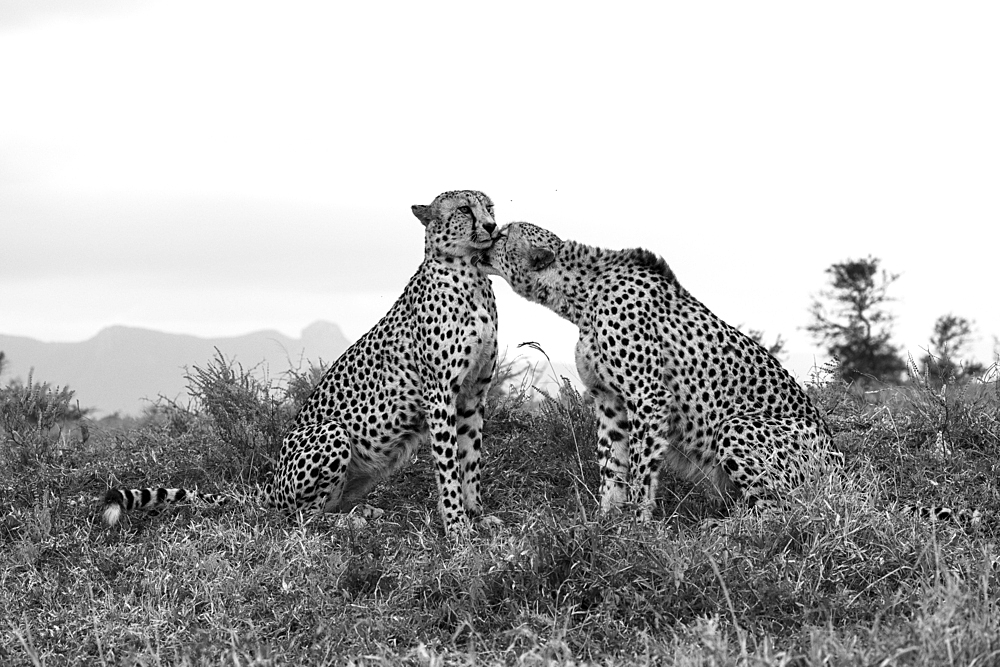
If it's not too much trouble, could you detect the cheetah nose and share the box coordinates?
[483,221,497,235]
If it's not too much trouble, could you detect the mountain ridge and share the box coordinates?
[0,322,351,417]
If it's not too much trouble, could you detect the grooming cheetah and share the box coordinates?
[104,190,500,536]
[481,221,975,524]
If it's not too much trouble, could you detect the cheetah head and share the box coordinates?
[411,190,499,260]
[478,221,564,303]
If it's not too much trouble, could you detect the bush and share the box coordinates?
[281,357,328,413]
[0,371,91,479]
[0,371,79,444]
[182,349,296,481]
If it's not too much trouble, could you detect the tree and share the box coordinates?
[920,314,985,386]
[744,328,787,360]
[806,256,906,385]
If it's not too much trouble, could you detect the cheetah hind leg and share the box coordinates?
[271,421,366,523]
[713,416,828,512]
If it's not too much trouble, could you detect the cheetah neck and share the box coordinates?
[531,240,676,326]
[427,248,484,270]
[531,241,613,324]
[425,251,492,287]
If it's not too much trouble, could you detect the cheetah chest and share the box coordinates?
[459,295,498,393]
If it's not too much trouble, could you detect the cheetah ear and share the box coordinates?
[527,247,556,271]
[411,204,434,227]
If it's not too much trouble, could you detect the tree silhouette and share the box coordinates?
[920,314,985,386]
[744,328,787,361]
[806,256,906,385]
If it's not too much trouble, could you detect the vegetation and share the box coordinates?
[807,256,908,385]
[2,351,999,666]
[0,368,90,472]
[919,314,987,388]
[743,328,786,360]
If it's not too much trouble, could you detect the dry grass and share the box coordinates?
[2,355,999,665]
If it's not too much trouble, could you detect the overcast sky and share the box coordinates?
[2,1,998,382]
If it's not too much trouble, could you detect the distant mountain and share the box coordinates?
[0,321,351,417]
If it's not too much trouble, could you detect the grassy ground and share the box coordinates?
[2,358,999,666]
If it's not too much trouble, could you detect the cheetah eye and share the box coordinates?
[458,206,472,215]
[528,248,556,271]
[486,205,494,215]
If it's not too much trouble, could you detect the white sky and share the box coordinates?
[2,1,998,382]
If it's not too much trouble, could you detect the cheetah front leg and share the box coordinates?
[592,387,630,513]
[456,377,501,529]
[425,384,472,537]
[624,393,671,522]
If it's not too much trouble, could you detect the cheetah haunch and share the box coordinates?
[104,190,501,536]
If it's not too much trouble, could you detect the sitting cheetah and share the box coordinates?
[104,190,500,536]
[480,221,973,524]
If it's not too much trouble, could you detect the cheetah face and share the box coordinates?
[411,190,499,259]
[478,221,564,302]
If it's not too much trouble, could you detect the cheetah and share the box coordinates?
[103,190,501,536]
[480,221,974,524]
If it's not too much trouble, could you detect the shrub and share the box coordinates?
[0,371,79,445]
[182,350,294,482]
[281,356,328,413]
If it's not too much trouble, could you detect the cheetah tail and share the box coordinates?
[102,487,228,526]
[902,503,982,528]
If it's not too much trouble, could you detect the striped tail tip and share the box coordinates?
[102,501,124,526]
[102,488,131,526]
[101,503,122,526]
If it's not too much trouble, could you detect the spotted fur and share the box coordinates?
[482,222,976,526]
[104,191,500,536]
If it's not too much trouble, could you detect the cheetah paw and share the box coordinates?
[445,519,474,541]
[330,504,384,530]
[353,503,385,520]
[332,514,369,530]
[475,515,503,530]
